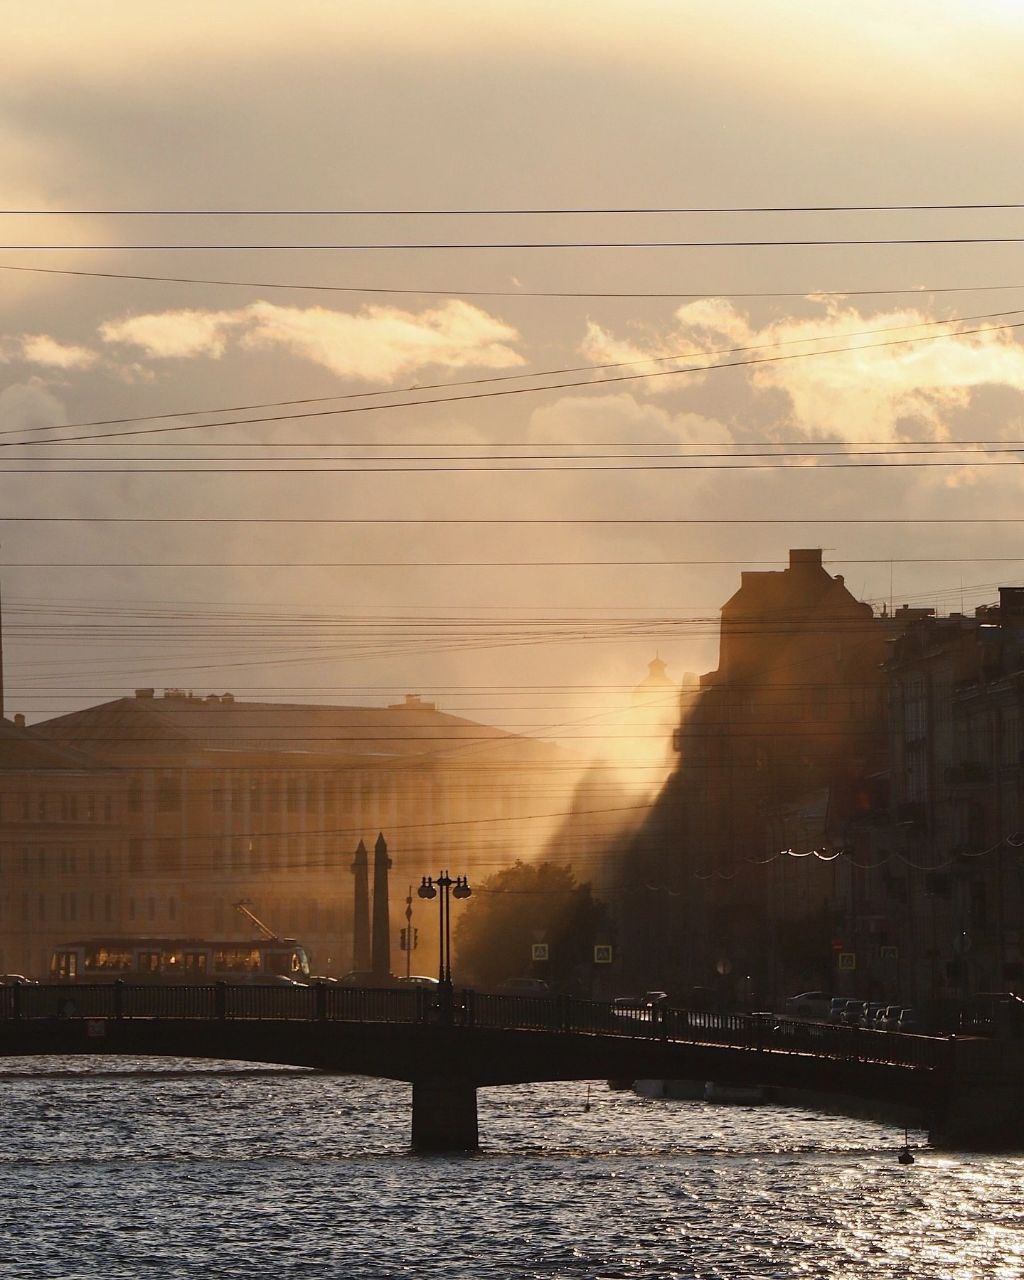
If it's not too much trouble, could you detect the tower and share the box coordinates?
[350,839,371,972]
[371,831,392,978]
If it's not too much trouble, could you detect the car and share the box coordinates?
[897,1007,918,1033]
[863,1001,886,1027]
[0,974,37,985]
[785,991,832,1019]
[876,1003,904,1031]
[497,977,550,995]
[395,975,440,989]
[827,997,848,1024]
[841,999,868,1026]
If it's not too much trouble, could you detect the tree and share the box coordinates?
[453,860,610,992]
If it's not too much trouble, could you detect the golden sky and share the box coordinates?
[2,0,1024,756]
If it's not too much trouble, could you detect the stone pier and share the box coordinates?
[411,1078,479,1152]
[930,1037,1024,1150]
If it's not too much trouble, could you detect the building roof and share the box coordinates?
[32,689,564,769]
[0,716,107,772]
[721,548,872,622]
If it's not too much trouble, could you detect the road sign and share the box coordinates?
[837,952,856,971]
[880,945,899,962]
[531,943,549,962]
[593,944,613,964]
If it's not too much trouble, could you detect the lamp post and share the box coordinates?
[417,870,471,989]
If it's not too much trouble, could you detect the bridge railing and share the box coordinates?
[0,983,952,1070]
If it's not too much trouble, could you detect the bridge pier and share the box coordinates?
[411,1078,479,1152]
[931,1037,1024,1150]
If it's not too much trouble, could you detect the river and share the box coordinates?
[0,1057,1021,1278]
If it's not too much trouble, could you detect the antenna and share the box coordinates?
[233,899,279,941]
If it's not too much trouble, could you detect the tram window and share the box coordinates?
[213,947,260,973]
[136,951,162,973]
[50,951,78,978]
[183,951,208,973]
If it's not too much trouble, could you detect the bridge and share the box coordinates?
[0,983,1017,1150]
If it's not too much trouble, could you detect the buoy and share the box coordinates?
[898,1146,915,1165]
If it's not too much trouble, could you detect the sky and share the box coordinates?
[2,0,1024,772]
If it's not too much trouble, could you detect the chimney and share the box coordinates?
[789,548,823,571]
[999,587,1024,627]
[371,832,392,979]
[13,713,24,728]
[350,840,371,973]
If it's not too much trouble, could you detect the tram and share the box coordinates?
[47,936,311,983]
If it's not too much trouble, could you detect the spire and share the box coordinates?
[371,831,392,979]
[350,839,371,972]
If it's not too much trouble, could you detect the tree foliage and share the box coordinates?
[453,860,610,991]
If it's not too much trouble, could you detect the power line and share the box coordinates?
[13,236,1024,249]
[9,447,1024,461]
[6,261,1024,299]
[4,557,1024,568]
[3,460,1024,474]
[8,202,1024,214]
[0,516,1022,525]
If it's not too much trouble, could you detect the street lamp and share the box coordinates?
[417,871,472,988]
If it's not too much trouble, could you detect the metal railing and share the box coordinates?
[0,983,951,1071]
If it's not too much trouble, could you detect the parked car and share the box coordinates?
[395,975,440,989]
[863,1001,886,1027]
[897,1007,918,1032]
[876,1004,904,1031]
[827,997,848,1024]
[0,974,37,985]
[841,999,868,1026]
[785,991,832,1019]
[497,978,550,995]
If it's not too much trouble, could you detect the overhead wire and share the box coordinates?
[6,261,1024,299]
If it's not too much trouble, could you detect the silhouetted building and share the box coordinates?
[33,688,570,974]
[0,718,127,977]
[618,550,890,1000]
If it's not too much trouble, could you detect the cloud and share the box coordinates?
[97,299,524,381]
[99,309,242,359]
[18,334,98,370]
[241,300,524,381]
[584,301,1024,443]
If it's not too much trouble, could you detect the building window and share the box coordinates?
[128,781,143,812]
[231,777,244,814]
[286,781,300,814]
[38,894,46,922]
[157,774,182,813]
[104,797,113,822]
[212,775,225,812]
[129,840,144,873]
[128,897,136,922]
[147,897,156,922]
[250,777,262,813]
[103,893,112,923]
[168,897,177,922]
[158,839,179,874]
